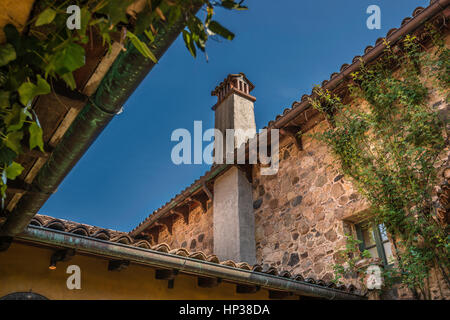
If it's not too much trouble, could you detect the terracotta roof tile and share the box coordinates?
[134,239,152,249]
[170,248,189,257]
[206,255,220,263]
[279,270,292,278]
[153,243,170,253]
[236,262,252,270]
[189,251,208,261]
[220,260,237,268]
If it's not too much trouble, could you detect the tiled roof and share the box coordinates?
[131,0,449,233]
[130,164,229,236]
[29,214,358,295]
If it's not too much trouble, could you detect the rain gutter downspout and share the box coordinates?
[19,225,365,300]
[271,0,450,129]
[0,6,201,237]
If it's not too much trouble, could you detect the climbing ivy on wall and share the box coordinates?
[0,0,246,206]
[310,26,449,299]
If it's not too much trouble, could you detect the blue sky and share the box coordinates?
[39,0,427,231]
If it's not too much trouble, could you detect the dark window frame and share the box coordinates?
[355,221,394,267]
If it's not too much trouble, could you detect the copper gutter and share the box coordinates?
[19,225,364,300]
[0,4,202,238]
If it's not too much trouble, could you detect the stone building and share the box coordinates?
[130,2,450,300]
[0,1,449,300]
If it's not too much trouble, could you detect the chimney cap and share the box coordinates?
[211,72,255,97]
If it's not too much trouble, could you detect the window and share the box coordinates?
[355,222,395,267]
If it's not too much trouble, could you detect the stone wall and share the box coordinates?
[250,33,450,297]
[156,204,214,255]
[251,83,449,298]
[252,120,369,284]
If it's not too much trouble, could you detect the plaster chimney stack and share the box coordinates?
[211,73,257,162]
[211,73,256,264]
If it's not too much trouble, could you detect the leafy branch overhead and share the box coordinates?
[0,0,246,205]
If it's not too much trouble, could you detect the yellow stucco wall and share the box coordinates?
[0,242,287,300]
[0,0,35,43]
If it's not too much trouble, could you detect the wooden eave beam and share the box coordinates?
[155,268,178,280]
[108,259,130,271]
[280,126,303,150]
[170,206,190,225]
[190,192,209,213]
[198,277,221,288]
[146,225,162,244]
[159,215,174,235]
[236,284,260,294]
[202,181,213,201]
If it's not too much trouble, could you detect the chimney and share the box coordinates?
[211,73,256,161]
[211,73,256,264]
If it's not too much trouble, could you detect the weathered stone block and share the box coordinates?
[288,253,300,267]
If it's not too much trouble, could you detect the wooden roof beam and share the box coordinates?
[170,206,190,225]
[280,126,303,150]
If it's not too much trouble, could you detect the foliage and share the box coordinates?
[0,0,246,206]
[310,27,449,298]
[333,233,371,286]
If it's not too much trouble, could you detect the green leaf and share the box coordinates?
[0,91,10,108]
[98,0,133,26]
[5,161,24,180]
[182,30,196,58]
[18,75,50,106]
[127,31,157,63]
[61,72,76,90]
[220,0,248,10]
[0,147,17,164]
[4,104,26,131]
[0,182,6,203]
[3,131,23,154]
[79,7,91,37]
[35,8,57,26]
[52,42,85,75]
[0,43,16,66]
[208,21,235,40]
[36,75,51,95]
[18,82,35,106]
[144,30,154,43]
[29,122,44,151]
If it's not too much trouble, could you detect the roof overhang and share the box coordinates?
[18,225,364,300]
[0,1,202,237]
